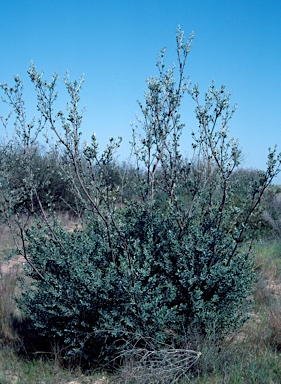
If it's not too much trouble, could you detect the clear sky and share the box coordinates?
[1,1,281,181]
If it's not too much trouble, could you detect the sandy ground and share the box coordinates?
[0,255,26,275]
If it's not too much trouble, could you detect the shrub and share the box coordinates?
[1,26,281,367]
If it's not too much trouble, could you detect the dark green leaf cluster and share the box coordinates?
[18,194,256,364]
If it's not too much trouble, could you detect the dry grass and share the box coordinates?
[0,267,21,343]
[268,301,281,350]
[0,347,109,384]
[115,347,201,384]
[0,222,16,258]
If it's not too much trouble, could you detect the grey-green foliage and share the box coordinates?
[1,26,281,366]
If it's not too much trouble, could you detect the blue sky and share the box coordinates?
[1,1,281,181]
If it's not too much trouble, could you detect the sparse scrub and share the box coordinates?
[262,186,281,238]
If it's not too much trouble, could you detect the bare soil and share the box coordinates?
[0,255,26,275]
